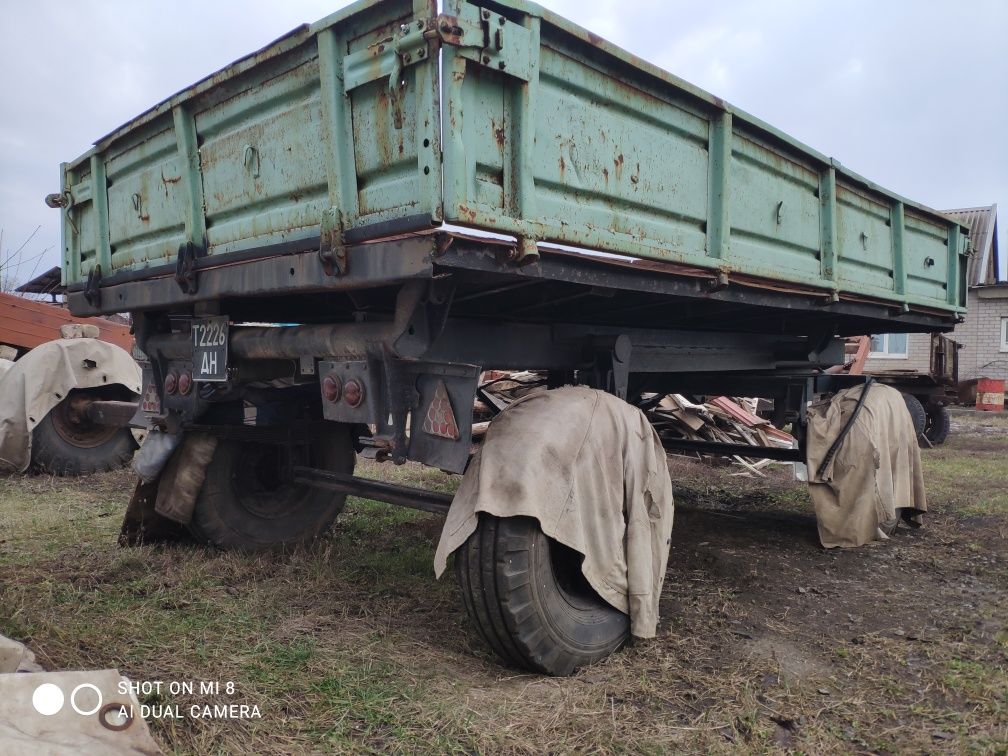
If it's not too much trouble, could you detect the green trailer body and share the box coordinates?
[55,0,967,316]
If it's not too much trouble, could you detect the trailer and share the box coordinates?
[832,333,959,445]
[49,0,968,672]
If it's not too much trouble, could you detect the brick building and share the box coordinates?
[865,204,1005,382]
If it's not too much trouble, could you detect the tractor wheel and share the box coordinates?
[900,393,926,439]
[187,424,354,550]
[30,387,138,476]
[923,403,951,446]
[456,514,629,676]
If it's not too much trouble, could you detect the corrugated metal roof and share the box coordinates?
[14,266,62,295]
[944,204,999,287]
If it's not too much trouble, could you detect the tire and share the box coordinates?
[456,514,629,676]
[187,424,355,550]
[900,393,926,439]
[30,388,138,476]
[923,403,951,446]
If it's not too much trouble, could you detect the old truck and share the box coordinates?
[49,0,968,673]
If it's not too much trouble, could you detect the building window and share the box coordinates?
[869,333,908,358]
[1001,318,1008,352]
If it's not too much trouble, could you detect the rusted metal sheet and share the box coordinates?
[54,0,965,319]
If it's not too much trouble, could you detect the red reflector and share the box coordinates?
[422,380,460,440]
[343,378,364,408]
[164,372,178,395]
[178,371,193,396]
[141,383,161,413]
[321,373,342,403]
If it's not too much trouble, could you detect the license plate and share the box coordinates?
[192,316,229,382]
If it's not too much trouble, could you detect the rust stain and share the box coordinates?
[602,167,609,184]
[373,90,392,166]
[456,204,478,223]
[631,162,640,185]
[558,154,565,176]
[613,153,624,181]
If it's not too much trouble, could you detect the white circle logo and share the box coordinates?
[32,683,64,716]
[69,683,103,716]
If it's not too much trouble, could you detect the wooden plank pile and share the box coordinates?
[645,394,796,476]
[473,372,795,475]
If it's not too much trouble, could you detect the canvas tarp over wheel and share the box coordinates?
[434,386,676,638]
[805,383,928,548]
[0,338,140,473]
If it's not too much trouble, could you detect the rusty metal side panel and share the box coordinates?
[59,0,440,286]
[440,0,966,314]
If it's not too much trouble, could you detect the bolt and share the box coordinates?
[499,16,506,25]
[404,54,412,62]
[441,21,452,32]
[481,8,490,19]
[482,55,490,64]
[499,61,506,70]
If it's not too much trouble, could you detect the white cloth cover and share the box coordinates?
[805,383,927,548]
[0,339,141,473]
[0,669,161,754]
[435,386,675,638]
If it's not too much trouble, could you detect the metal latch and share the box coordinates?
[319,207,347,276]
[342,19,432,129]
[435,5,533,81]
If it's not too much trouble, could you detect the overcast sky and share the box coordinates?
[1,0,1005,286]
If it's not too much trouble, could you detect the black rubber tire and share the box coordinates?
[923,403,951,446]
[30,389,138,476]
[901,393,926,439]
[187,424,355,551]
[456,514,629,676]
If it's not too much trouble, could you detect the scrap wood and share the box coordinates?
[646,393,796,475]
[706,395,794,443]
[477,370,547,413]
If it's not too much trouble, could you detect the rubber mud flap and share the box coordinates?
[456,514,629,676]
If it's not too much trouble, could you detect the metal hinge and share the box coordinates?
[319,207,347,276]
[175,241,202,294]
[83,264,102,308]
[435,6,532,81]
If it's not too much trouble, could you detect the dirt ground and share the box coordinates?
[1,410,1006,753]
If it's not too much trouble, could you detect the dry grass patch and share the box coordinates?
[0,421,1006,752]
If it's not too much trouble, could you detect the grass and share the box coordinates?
[1,425,1006,753]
